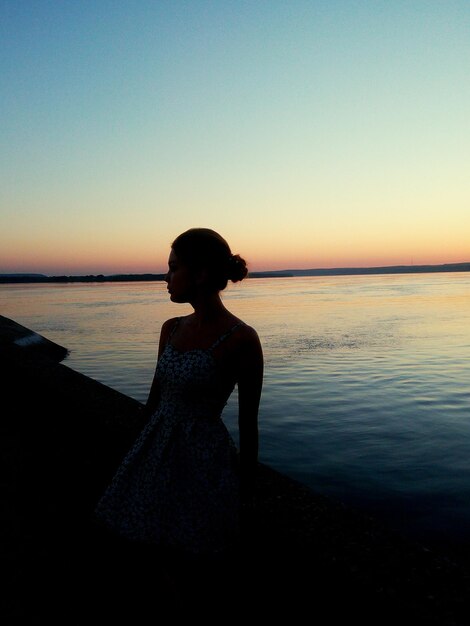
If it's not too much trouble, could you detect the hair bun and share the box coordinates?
[228,254,248,283]
[172,228,248,291]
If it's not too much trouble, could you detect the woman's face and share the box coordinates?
[165,249,196,303]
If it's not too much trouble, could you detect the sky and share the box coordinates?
[1,0,469,275]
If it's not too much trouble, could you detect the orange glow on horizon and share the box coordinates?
[2,248,469,277]
[1,221,469,276]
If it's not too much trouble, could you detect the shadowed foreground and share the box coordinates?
[2,314,470,624]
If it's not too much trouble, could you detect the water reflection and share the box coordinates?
[2,273,470,547]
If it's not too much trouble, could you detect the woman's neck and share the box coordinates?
[189,292,229,327]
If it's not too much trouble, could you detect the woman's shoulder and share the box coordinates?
[236,319,258,337]
[230,318,261,348]
[161,316,180,329]
[228,321,263,374]
[159,316,183,344]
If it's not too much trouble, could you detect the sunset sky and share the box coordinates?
[1,1,469,275]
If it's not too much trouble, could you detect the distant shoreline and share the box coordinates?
[1,262,470,283]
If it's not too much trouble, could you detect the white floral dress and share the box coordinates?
[95,319,243,554]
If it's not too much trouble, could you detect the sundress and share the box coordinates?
[94,318,243,554]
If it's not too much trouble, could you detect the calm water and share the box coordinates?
[2,273,470,550]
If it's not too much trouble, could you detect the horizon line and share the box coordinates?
[2,260,470,280]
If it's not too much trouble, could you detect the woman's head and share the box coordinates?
[170,228,248,292]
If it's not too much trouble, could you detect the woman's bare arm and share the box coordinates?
[237,326,264,506]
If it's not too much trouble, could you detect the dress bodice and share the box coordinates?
[155,319,244,421]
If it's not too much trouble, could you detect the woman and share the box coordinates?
[95,228,263,555]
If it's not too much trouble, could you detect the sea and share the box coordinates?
[2,272,470,553]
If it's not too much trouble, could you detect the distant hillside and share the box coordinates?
[1,262,469,283]
[0,273,47,279]
[0,273,166,283]
[250,263,470,278]
[249,271,295,278]
[280,262,470,277]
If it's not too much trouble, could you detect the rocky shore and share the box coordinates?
[2,314,470,624]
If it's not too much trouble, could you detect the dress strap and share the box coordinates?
[167,317,182,343]
[209,322,245,350]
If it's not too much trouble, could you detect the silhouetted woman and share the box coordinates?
[95,228,263,558]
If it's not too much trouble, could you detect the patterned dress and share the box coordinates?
[95,319,243,554]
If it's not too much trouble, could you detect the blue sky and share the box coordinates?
[1,1,469,274]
